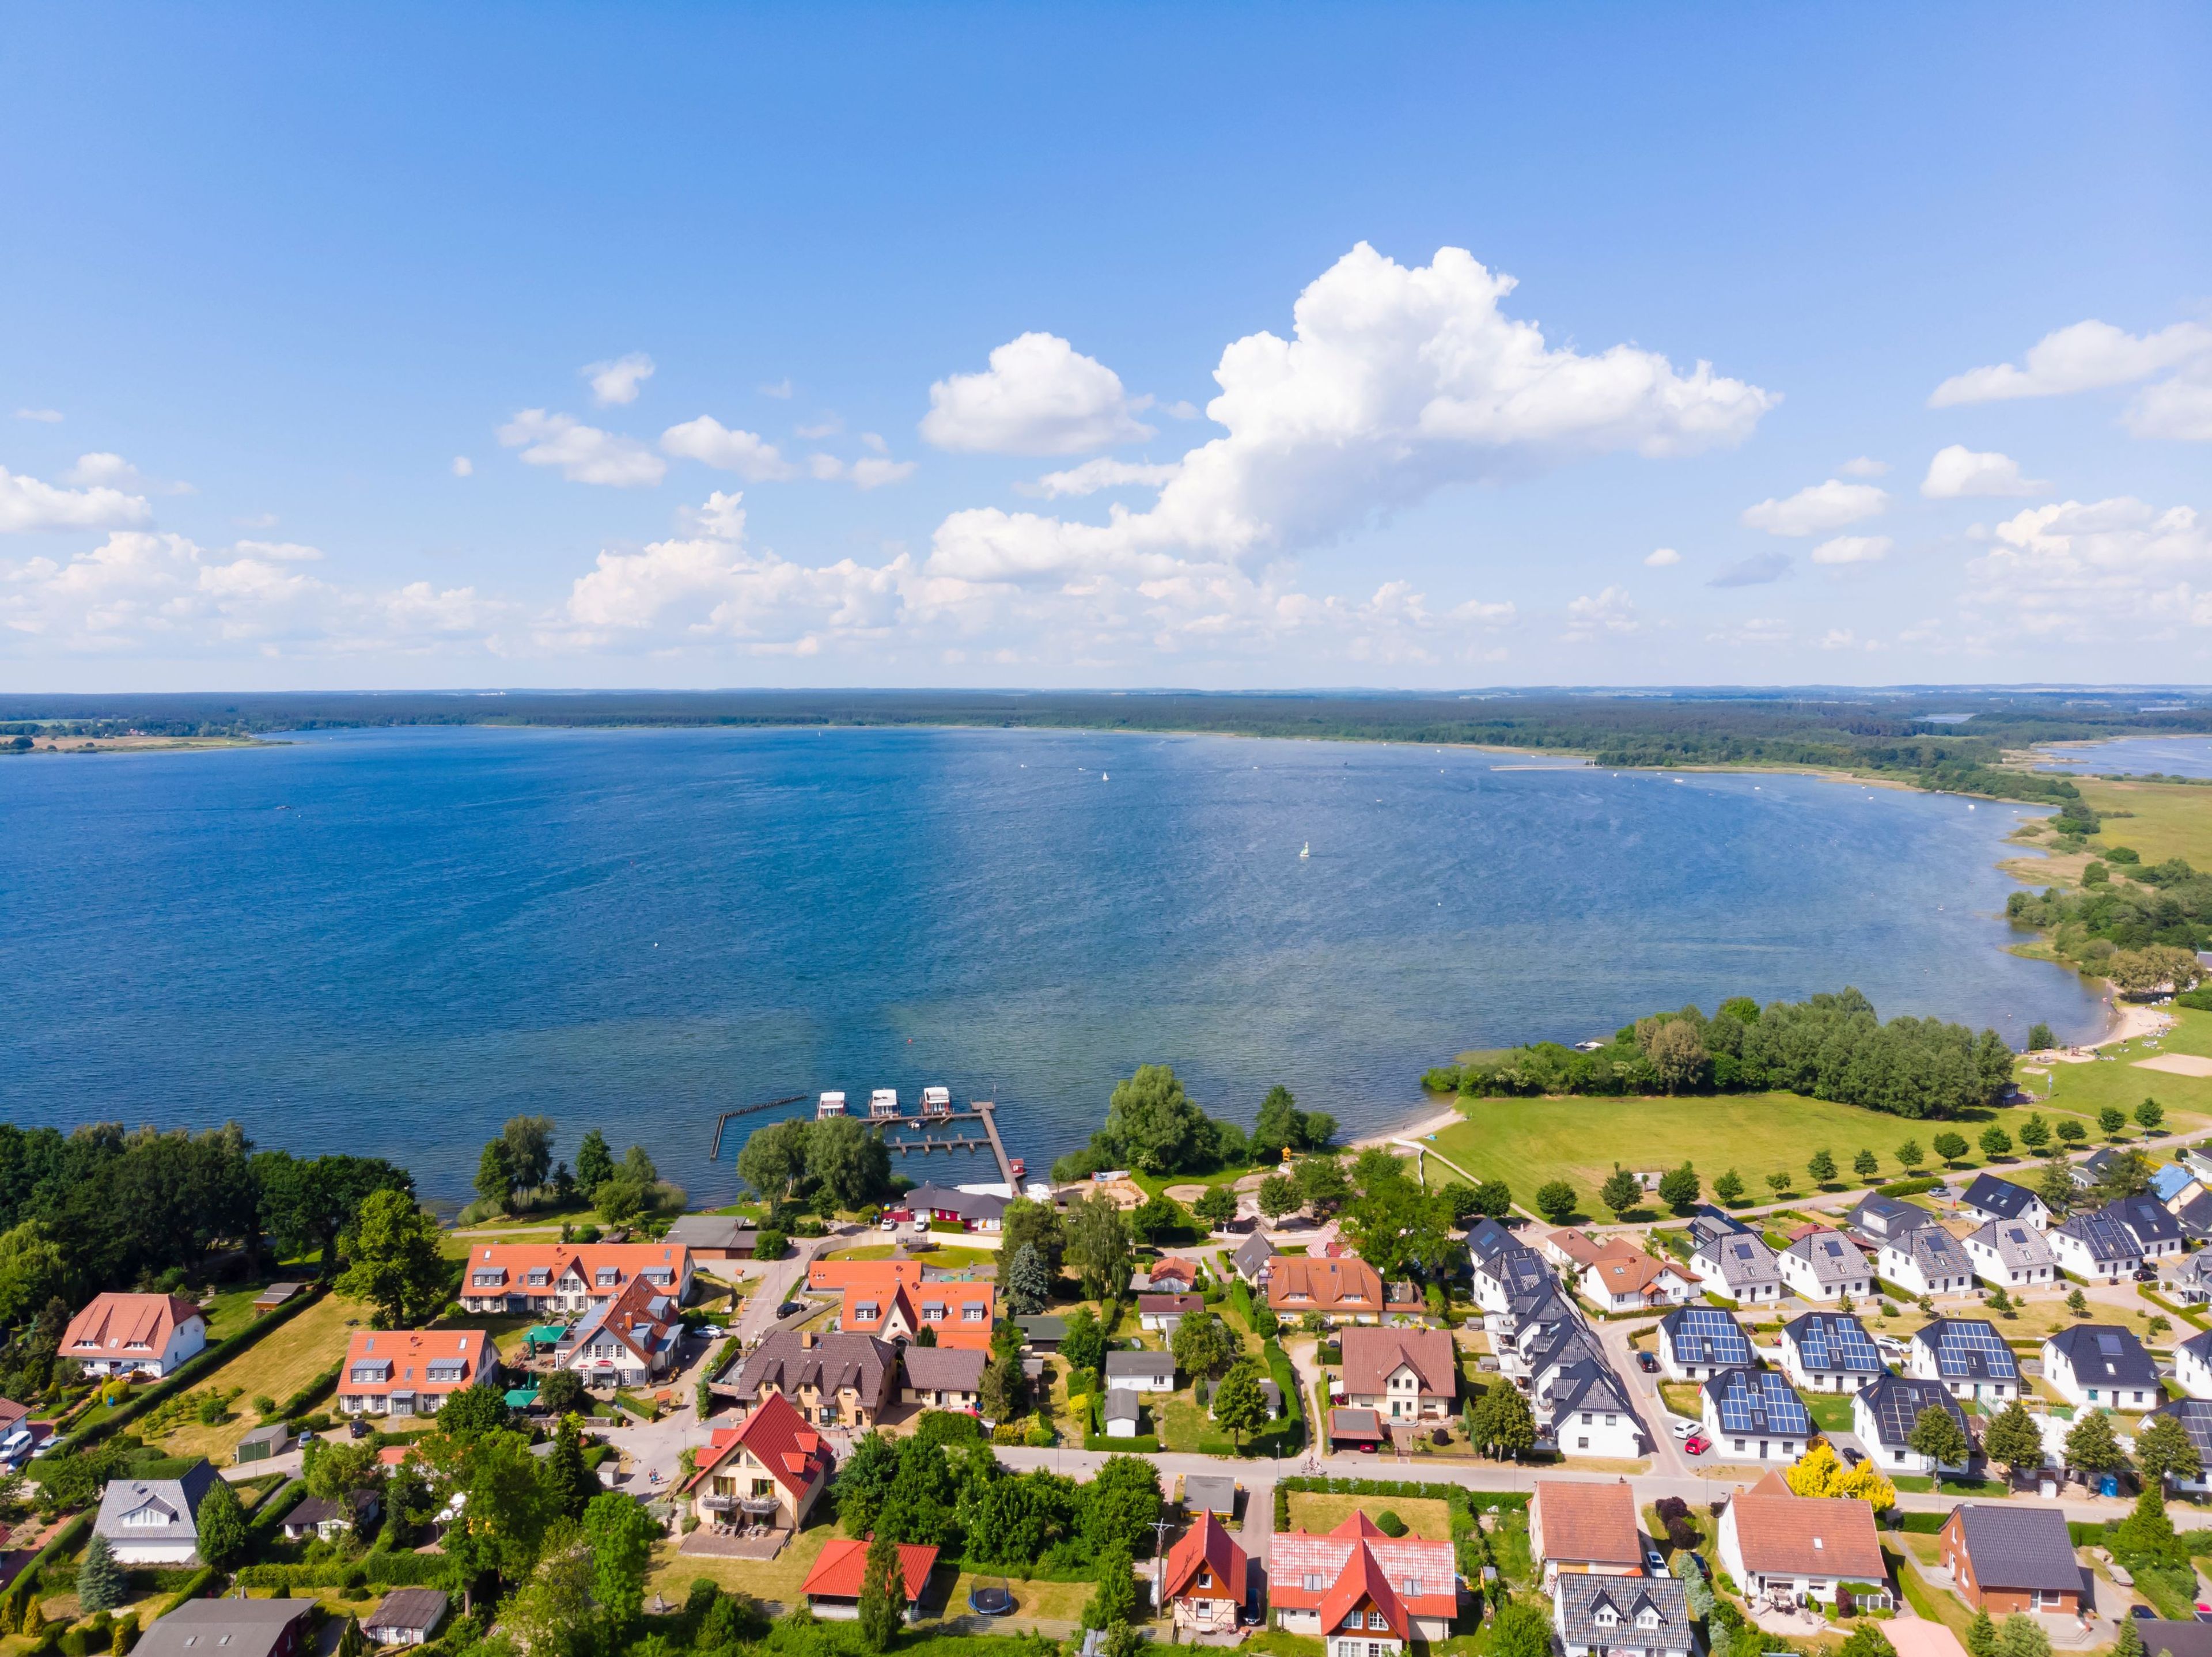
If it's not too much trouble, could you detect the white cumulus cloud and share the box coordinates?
[1563,586,1639,639]
[1965,496,2212,637]
[921,331,1158,456]
[499,410,665,487]
[927,242,1772,587]
[2126,358,2212,442]
[1931,319,2212,406]
[1643,547,1681,567]
[1809,535,1892,565]
[660,415,796,481]
[1840,456,1889,478]
[1741,479,1887,536]
[585,352,656,407]
[1018,459,1183,499]
[1921,445,2046,499]
[0,465,152,533]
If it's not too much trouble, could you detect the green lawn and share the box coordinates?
[1803,1390,1856,1433]
[1421,1092,2005,1219]
[2076,777,2212,869]
[2016,1006,2212,1137]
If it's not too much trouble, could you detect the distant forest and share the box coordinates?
[7,687,2212,802]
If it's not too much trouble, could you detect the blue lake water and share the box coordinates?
[0,727,2106,1204]
[2037,736,2212,779]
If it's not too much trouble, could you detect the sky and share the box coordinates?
[2,3,2209,691]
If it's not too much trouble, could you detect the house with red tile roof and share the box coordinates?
[1339,1328,1457,1423]
[684,1391,831,1533]
[1270,1512,1459,1653]
[62,1294,206,1379]
[337,1330,500,1420]
[1267,1257,1385,1324]
[1164,1511,1249,1633]
[801,1538,939,1622]
[838,1274,995,1351]
[457,1243,691,1316]
[548,1273,683,1390]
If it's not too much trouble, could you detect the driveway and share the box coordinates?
[1586,1313,1694,1477]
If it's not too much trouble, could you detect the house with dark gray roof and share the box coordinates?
[1104,1349,1176,1390]
[2105,1195,2185,1260]
[2173,1189,2212,1245]
[1778,1310,1885,1394]
[2175,1327,2212,1398]
[1101,1387,1144,1438]
[1852,1374,1971,1474]
[1687,1208,1748,1251]
[1690,1230,1783,1306]
[135,1600,315,1657]
[1472,1246,1554,1318]
[1656,1306,1751,1381]
[662,1215,758,1259]
[2048,1205,2144,1283]
[2042,1325,2161,1412]
[1906,1318,2020,1403]
[1699,1368,1811,1462]
[1541,1353,1646,1459]
[363,1590,449,1647]
[1553,1572,1692,1657]
[899,1344,987,1411]
[1464,1216,1522,1268]
[1940,1504,2085,1615]
[2145,1398,2212,1495]
[1776,1231,1873,1302]
[1959,1175,2049,1230]
[1230,1231,1274,1285]
[1843,1194,1936,1247]
[727,1330,897,1427]
[2073,1147,2131,1189]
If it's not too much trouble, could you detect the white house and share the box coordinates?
[1961,1221,2056,1292]
[1715,1475,1886,1606]
[1474,1247,1556,1317]
[2175,1329,2212,1400]
[1101,1389,1144,1438]
[1777,1311,1887,1394]
[2041,1325,2162,1412]
[1877,1227,1975,1298]
[1103,1349,1176,1392]
[1700,1368,1812,1462]
[59,1294,207,1380]
[1853,1374,1972,1474]
[2047,1207,2143,1284]
[1691,1231,1783,1305]
[94,1462,219,1565]
[1775,1231,1873,1302]
[1540,1354,1646,1459]
[1906,1319,2019,1404]
[2105,1196,2185,1262]
[1958,1174,2050,1231]
[1655,1306,1752,1382]
[1579,1250,1699,1312]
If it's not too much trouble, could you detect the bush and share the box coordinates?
[1877,1178,1942,1199]
[1375,1510,1407,1538]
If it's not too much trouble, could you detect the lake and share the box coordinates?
[0,726,2106,1203]
[2037,735,2212,779]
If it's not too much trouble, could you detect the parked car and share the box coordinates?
[2136,1264,2161,1283]
[1676,1553,1708,1580]
[1683,1434,1710,1455]
[1840,1445,1865,1466]
[777,1301,804,1318]
[1671,1417,1697,1440]
[2132,1607,2156,1621]
[1636,1351,1658,1372]
[1645,1547,1666,1573]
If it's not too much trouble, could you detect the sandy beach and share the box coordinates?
[1347,1102,1466,1152]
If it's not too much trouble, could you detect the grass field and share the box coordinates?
[1421,1092,2032,1219]
[1286,1492,1452,1539]
[2075,778,2212,868]
[646,1521,835,1609]
[156,1291,362,1460]
[2017,1007,2212,1137]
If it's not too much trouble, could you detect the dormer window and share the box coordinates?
[596,1268,619,1287]
[1639,1610,1660,1628]
[1594,1609,1618,1628]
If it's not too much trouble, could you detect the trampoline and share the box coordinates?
[968,1584,1016,1617]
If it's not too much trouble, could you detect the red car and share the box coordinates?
[1683,1434,1711,1455]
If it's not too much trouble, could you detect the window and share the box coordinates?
[964,1305,986,1321]
[1402,1580,1420,1597]
[596,1268,619,1287]
[1369,1612,1390,1631]
[1304,1574,1325,1592]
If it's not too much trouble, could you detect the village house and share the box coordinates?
[282,1489,381,1543]
[2164,1251,2212,1306]
[1777,1310,1885,1394]
[2047,1206,2145,1283]
[1553,1573,1694,1657]
[2041,1325,2162,1412]
[801,1538,938,1622]
[61,1294,206,1379]
[1269,1512,1459,1655]
[1842,1195,1936,1249]
[1528,1479,1642,1589]
[550,1272,683,1389]
[338,1329,499,1420]
[661,1215,758,1262]
[1472,1248,1556,1321]
[1543,1353,1647,1459]
[1230,1233,1275,1286]
[1268,1256,1385,1324]
[2175,1329,2212,1399]
[2105,1194,2186,1261]
[685,1391,831,1533]
[899,1344,987,1412]
[1853,1374,1973,1474]
[1162,1510,1251,1633]
[94,1461,220,1565]
[2144,1398,2212,1495]
[1906,1319,2020,1404]
[1139,1293,1203,1333]
[457,1242,691,1317]
[1715,1474,1885,1606]
[904,1182,1008,1233]
[1654,1306,1751,1382]
[724,1330,897,1427]
[1338,1327,1457,1422]
[1963,1221,2056,1292]
[361,1591,449,1648]
[1581,1249,1699,1311]
[1878,1226,1975,1298]
[1775,1231,1873,1303]
[1105,1349,1177,1392]
[1940,1504,2085,1615]
[1700,1368,1811,1462]
[1183,1475,1237,1519]
[136,1601,313,1657]
[1132,1257,1197,1294]
[1101,1389,1145,1438]
[821,1262,996,1350]
[1690,1230,1783,1305]
[1959,1175,2051,1230]
[1543,1230,1612,1273]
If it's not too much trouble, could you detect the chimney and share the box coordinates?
[801,1332,816,1349]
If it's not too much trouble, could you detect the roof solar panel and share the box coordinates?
[1665,1307,1751,1366]
[1795,1313,1882,1373]
[1925,1319,2020,1381]
[1711,1369,1812,1435]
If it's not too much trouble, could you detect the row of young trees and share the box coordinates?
[471,1120,680,1226]
[1427,989,2016,1119]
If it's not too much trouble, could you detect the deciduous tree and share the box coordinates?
[2135,1414,2203,1490]
[1065,1194,1133,1303]
[1713,1170,1745,1205]
[336,1188,451,1328]
[1534,1181,1576,1224]
[1853,1149,1880,1181]
[1931,1133,1969,1168]
[1211,1359,1270,1449]
[1601,1166,1641,1219]
[1981,1399,2044,1482]
[1473,1381,1535,1459]
[2064,1408,2128,1476]
[1979,1125,2013,1159]
[1193,1186,1238,1228]
[1909,1405,1970,1474]
[195,1474,247,1568]
[1807,1150,1838,1187]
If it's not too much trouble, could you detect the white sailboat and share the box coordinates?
[1299,841,1310,859]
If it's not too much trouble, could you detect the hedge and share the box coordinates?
[155,1568,218,1618]
[278,1361,343,1422]
[1877,1178,1943,1199]
[59,1283,329,1455]
[0,1512,92,1620]
[237,1553,453,1590]
[1896,1511,1946,1534]
[249,1480,310,1537]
